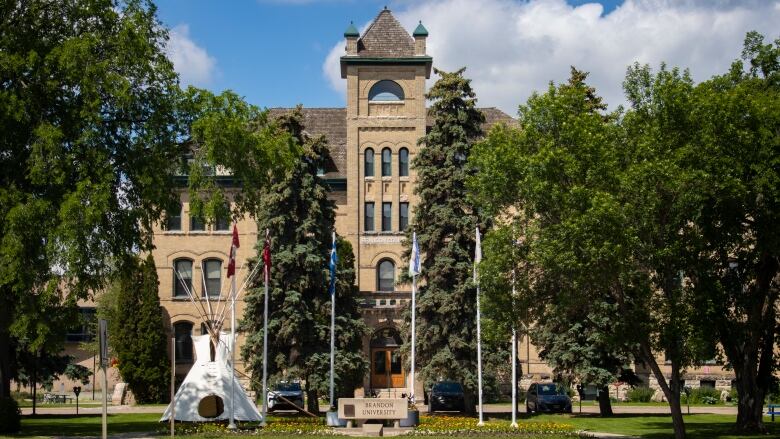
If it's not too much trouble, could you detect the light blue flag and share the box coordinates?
[329,232,337,296]
[409,231,421,277]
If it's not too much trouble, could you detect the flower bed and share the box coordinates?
[410,415,577,436]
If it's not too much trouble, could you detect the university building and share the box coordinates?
[55,8,735,403]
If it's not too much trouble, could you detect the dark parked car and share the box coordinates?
[429,381,465,413]
[526,382,572,414]
[267,382,304,411]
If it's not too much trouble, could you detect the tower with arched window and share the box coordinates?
[340,8,432,393]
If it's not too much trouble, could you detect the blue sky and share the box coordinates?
[155,0,778,113]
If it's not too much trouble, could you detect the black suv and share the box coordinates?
[428,381,465,413]
[526,382,572,414]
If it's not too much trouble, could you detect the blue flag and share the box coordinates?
[329,232,337,296]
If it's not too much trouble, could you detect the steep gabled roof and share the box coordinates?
[356,8,415,58]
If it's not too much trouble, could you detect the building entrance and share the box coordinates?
[370,328,405,388]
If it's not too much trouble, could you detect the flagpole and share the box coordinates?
[475,227,484,426]
[410,272,416,404]
[511,236,518,428]
[261,229,270,426]
[409,231,418,405]
[228,273,237,430]
[329,232,336,408]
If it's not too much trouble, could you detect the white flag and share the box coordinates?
[474,226,482,282]
[409,232,421,277]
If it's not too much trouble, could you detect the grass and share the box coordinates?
[525,412,780,438]
[4,413,161,438]
[5,411,780,438]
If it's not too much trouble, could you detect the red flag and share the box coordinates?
[262,229,271,277]
[227,224,240,278]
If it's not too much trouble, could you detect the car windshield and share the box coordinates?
[537,384,565,395]
[433,382,462,393]
[275,382,301,391]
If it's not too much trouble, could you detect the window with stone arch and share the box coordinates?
[173,258,193,298]
[399,147,409,177]
[364,147,375,177]
[173,321,194,362]
[381,147,392,177]
[377,259,396,292]
[368,80,404,102]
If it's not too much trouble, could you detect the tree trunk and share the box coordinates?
[0,294,11,399]
[32,350,38,416]
[306,388,319,413]
[734,368,767,433]
[463,388,477,416]
[597,385,613,416]
[639,341,686,439]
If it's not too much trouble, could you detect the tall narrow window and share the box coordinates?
[381,148,392,177]
[174,322,194,362]
[364,148,375,177]
[203,259,222,298]
[364,202,375,232]
[190,213,205,231]
[382,202,392,232]
[399,148,409,177]
[400,202,409,231]
[377,260,395,292]
[173,259,193,297]
[166,204,182,231]
[215,213,230,231]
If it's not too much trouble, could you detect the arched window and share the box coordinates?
[377,259,395,292]
[364,148,375,177]
[202,259,222,298]
[399,148,409,177]
[173,321,193,362]
[368,80,404,101]
[173,259,193,298]
[381,148,392,177]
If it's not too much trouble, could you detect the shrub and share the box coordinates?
[683,387,721,404]
[729,387,738,402]
[627,387,655,403]
[0,397,21,434]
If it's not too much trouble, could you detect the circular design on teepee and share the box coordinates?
[198,394,225,418]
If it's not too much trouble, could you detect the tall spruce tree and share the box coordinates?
[406,68,491,413]
[242,108,366,411]
[112,255,170,403]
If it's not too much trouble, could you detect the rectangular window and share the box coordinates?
[203,260,222,298]
[190,214,205,231]
[382,202,392,232]
[364,202,375,232]
[215,216,230,231]
[166,204,182,231]
[399,202,409,231]
[65,308,96,342]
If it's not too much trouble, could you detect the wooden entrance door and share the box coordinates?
[371,348,405,388]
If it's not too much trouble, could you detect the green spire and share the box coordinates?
[344,21,359,38]
[413,21,428,37]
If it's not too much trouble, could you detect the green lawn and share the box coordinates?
[526,413,780,438]
[4,413,161,438]
[5,412,780,439]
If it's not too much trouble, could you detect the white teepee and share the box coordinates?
[161,332,262,422]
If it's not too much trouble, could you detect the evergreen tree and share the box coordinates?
[112,255,170,403]
[242,108,367,412]
[405,68,491,413]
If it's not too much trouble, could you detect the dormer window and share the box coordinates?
[369,80,404,102]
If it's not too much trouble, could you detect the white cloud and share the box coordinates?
[323,0,780,114]
[167,24,217,87]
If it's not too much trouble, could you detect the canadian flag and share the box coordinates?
[227,225,240,278]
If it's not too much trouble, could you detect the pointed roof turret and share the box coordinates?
[340,8,432,78]
[344,21,359,38]
[413,21,428,37]
[356,8,415,58]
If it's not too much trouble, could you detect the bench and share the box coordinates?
[43,393,73,404]
[768,404,780,422]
